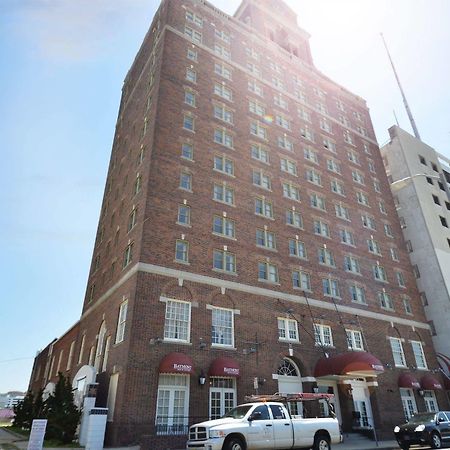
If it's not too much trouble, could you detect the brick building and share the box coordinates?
[29,0,448,448]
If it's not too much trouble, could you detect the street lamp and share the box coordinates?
[390,173,440,189]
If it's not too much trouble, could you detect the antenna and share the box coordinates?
[393,109,400,127]
[380,33,421,140]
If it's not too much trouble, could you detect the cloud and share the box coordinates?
[8,0,151,62]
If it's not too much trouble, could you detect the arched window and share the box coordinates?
[277,358,299,377]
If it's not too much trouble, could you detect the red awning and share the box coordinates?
[209,357,240,377]
[398,373,421,389]
[421,374,443,390]
[314,351,385,378]
[159,352,194,375]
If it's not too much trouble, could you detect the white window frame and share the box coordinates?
[163,299,191,343]
[278,318,299,342]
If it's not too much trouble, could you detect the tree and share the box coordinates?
[13,391,35,429]
[43,372,81,444]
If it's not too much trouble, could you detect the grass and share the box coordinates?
[1,427,81,448]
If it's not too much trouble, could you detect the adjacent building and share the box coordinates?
[381,125,450,389]
[28,1,448,448]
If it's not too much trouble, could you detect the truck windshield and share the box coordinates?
[223,405,253,419]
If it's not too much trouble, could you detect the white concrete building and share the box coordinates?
[381,126,450,381]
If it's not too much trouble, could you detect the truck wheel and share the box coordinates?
[224,436,245,450]
[313,434,331,450]
[430,432,442,448]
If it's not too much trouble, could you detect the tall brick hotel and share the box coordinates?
[28,0,449,448]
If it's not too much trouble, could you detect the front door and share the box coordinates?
[399,388,417,420]
[277,358,303,417]
[209,378,236,419]
[350,381,373,429]
[424,390,439,412]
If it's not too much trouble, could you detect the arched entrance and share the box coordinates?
[277,358,303,417]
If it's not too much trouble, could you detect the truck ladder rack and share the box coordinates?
[244,392,335,403]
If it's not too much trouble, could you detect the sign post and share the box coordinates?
[27,419,47,450]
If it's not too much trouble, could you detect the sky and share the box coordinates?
[1,0,449,394]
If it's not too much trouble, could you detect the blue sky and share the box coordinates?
[1,0,449,393]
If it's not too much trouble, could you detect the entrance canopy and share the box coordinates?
[398,373,421,389]
[209,357,240,377]
[314,351,384,378]
[421,374,443,390]
[159,352,194,375]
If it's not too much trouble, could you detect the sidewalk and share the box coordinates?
[334,439,399,450]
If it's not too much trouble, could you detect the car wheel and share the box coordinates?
[313,434,331,450]
[430,432,442,449]
[223,436,246,450]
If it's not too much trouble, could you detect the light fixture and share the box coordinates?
[418,389,424,397]
[199,370,206,386]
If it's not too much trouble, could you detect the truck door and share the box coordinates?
[247,405,275,449]
[269,404,293,448]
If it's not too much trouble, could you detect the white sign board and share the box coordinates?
[27,419,47,450]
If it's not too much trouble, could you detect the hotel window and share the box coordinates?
[183,114,194,131]
[412,264,420,279]
[128,207,137,232]
[247,62,261,77]
[356,191,369,206]
[250,121,267,140]
[320,118,332,134]
[163,299,191,342]
[361,214,376,230]
[347,151,360,165]
[214,155,234,176]
[214,129,233,148]
[352,170,365,185]
[318,248,335,267]
[246,47,259,60]
[184,26,202,44]
[251,144,269,164]
[187,48,197,61]
[185,10,203,27]
[249,99,265,116]
[256,228,276,249]
[181,142,193,160]
[175,240,189,263]
[214,105,233,124]
[288,239,307,259]
[411,341,427,369]
[277,135,294,151]
[373,264,387,282]
[298,108,311,122]
[177,205,190,226]
[252,170,271,190]
[396,271,406,288]
[343,130,354,144]
[314,87,326,98]
[403,297,413,315]
[331,180,345,196]
[367,238,381,255]
[314,324,333,347]
[213,183,234,205]
[310,193,326,210]
[115,300,128,344]
[214,29,230,44]
[363,142,371,154]
[211,307,234,347]
[184,90,196,107]
[300,125,314,142]
[368,160,376,173]
[269,61,282,73]
[357,126,368,137]
[214,83,232,101]
[335,204,350,220]
[179,172,192,191]
[336,100,345,111]
[213,250,236,274]
[306,169,321,186]
[384,223,394,237]
[214,44,231,60]
[276,115,291,130]
[313,220,330,237]
[286,210,303,228]
[292,270,311,291]
[295,89,307,103]
[344,256,360,274]
[323,137,336,153]
[340,229,355,246]
[283,183,300,201]
[123,242,133,268]
[390,337,406,367]
[304,147,318,163]
[248,79,263,97]
[379,291,394,310]
[255,197,273,218]
[133,174,142,196]
[390,247,400,261]
[346,330,364,351]
[350,285,366,304]
[379,201,387,214]
[373,179,381,193]
[213,216,235,238]
[316,102,327,114]
[272,77,284,90]
[278,318,299,342]
[281,158,297,176]
[214,62,232,80]
[258,261,279,283]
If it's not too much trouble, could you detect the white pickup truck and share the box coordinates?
[186,393,341,450]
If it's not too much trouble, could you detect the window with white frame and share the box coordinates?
[286,210,303,228]
[411,341,427,369]
[379,200,387,214]
[320,118,332,133]
[181,142,193,160]
[185,10,203,27]
[283,183,300,201]
[310,193,326,210]
[214,104,233,124]
[278,318,299,342]
[367,238,381,255]
[390,247,399,261]
[378,291,394,310]
[280,158,297,176]
[346,329,364,351]
[163,299,191,342]
[373,264,387,282]
[248,79,263,97]
[252,170,271,190]
[213,249,236,273]
[250,121,267,140]
[255,197,273,218]
[214,29,230,43]
[400,388,418,420]
[251,144,269,163]
[247,62,261,77]
[361,214,376,230]
[316,102,327,114]
[396,271,406,288]
[184,26,202,44]
[213,183,234,205]
[183,114,194,131]
[323,137,336,153]
[292,270,311,291]
[298,108,311,122]
[349,285,366,304]
[322,278,340,298]
[335,204,350,220]
[384,223,394,237]
[184,90,196,107]
[313,220,330,237]
[214,44,230,60]
[211,307,234,346]
[249,99,265,116]
[347,151,360,165]
[214,155,234,176]
[123,242,134,268]
[373,179,381,193]
[213,215,235,238]
[318,248,335,267]
[258,261,279,283]
[314,324,333,346]
[300,125,314,142]
[288,239,307,258]
[295,89,306,103]
[175,240,189,263]
[214,62,232,80]
[304,147,318,163]
[356,191,370,206]
[272,77,284,90]
[403,297,413,315]
[246,47,259,60]
[340,229,355,246]
[343,130,354,144]
[352,170,365,185]
[256,228,276,249]
[306,168,321,186]
[276,115,291,130]
[274,93,288,109]
[180,171,192,191]
[214,83,232,101]
[277,135,294,151]
[186,68,196,83]
[214,129,233,148]
[344,255,360,274]
[389,337,406,367]
[187,48,197,61]
[177,205,191,226]
[330,179,345,196]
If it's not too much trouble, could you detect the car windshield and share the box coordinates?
[223,405,253,419]
[408,413,436,424]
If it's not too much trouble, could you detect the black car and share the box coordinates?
[394,411,450,449]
